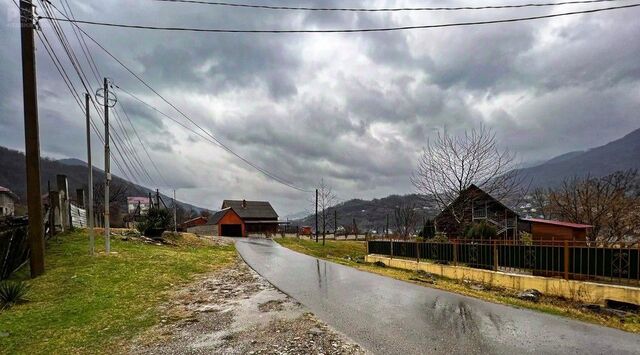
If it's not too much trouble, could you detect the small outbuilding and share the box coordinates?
[521,218,592,242]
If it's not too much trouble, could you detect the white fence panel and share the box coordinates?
[70,203,87,228]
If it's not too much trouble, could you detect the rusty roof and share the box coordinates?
[523,218,592,229]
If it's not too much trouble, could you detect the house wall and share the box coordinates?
[217,211,245,237]
[0,194,15,216]
[531,223,587,241]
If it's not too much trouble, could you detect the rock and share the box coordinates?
[308,327,323,336]
[582,304,601,312]
[601,308,632,318]
[518,289,541,302]
[373,261,386,267]
[469,283,485,291]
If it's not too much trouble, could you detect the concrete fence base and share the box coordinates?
[366,254,640,306]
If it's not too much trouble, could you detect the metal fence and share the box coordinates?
[0,217,29,280]
[367,239,640,286]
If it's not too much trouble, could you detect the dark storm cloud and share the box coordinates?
[1,0,640,214]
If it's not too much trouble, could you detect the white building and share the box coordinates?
[0,186,18,217]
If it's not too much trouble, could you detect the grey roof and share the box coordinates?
[221,200,278,219]
[206,208,233,225]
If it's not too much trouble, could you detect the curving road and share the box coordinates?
[236,238,640,355]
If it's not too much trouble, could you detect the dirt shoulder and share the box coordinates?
[130,258,367,354]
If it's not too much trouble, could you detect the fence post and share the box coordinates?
[493,240,498,271]
[416,241,420,264]
[563,241,569,280]
[453,240,458,266]
[390,239,393,259]
[366,237,369,255]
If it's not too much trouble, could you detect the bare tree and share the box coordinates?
[93,181,129,226]
[394,203,418,239]
[530,187,551,219]
[548,170,640,242]
[411,125,522,225]
[316,178,337,245]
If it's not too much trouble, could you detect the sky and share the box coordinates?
[1,0,639,216]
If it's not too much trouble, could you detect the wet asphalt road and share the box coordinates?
[236,238,640,355]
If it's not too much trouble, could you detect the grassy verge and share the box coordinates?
[275,237,640,333]
[0,230,235,354]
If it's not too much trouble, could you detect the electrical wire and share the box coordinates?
[45,2,313,193]
[154,0,624,12]
[40,3,640,33]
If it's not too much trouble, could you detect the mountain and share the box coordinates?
[517,127,640,188]
[0,145,208,215]
[292,194,438,232]
[57,158,91,168]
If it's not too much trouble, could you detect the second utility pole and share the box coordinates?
[86,93,94,255]
[103,78,111,254]
[315,188,318,243]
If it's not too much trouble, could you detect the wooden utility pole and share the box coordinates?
[20,0,45,277]
[85,93,95,255]
[103,77,111,254]
[173,189,177,233]
[315,188,318,243]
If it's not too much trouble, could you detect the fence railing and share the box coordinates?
[367,239,640,287]
[0,217,29,280]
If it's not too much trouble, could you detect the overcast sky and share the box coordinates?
[1,0,639,215]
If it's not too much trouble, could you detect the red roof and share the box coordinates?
[523,218,592,229]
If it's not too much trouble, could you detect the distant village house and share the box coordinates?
[0,186,18,217]
[189,199,281,237]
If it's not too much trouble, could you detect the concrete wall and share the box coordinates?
[366,254,640,306]
[187,224,218,236]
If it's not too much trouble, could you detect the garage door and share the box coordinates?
[220,224,242,237]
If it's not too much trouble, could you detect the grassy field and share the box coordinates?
[275,237,640,333]
[0,230,235,354]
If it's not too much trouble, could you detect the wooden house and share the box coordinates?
[435,184,519,239]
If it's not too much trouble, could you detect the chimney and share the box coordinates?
[242,199,247,208]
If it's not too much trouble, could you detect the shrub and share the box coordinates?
[0,281,30,309]
[136,207,173,237]
[465,221,497,239]
[418,219,436,239]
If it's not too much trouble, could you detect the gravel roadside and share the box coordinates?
[130,258,367,354]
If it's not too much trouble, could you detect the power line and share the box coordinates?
[45,2,312,193]
[114,85,312,193]
[38,1,142,184]
[154,0,624,12]
[40,3,640,33]
[116,101,170,187]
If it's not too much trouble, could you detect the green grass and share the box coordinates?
[275,237,640,333]
[0,230,235,354]
[275,238,366,265]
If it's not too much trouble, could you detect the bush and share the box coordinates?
[136,207,173,237]
[0,281,29,309]
[428,233,450,243]
[418,219,436,239]
[465,221,497,239]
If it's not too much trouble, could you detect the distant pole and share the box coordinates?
[103,77,111,254]
[386,214,389,238]
[85,93,94,255]
[20,0,45,277]
[156,189,160,208]
[173,189,177,233]
[334,209,337,239]
[315,188,318,243]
